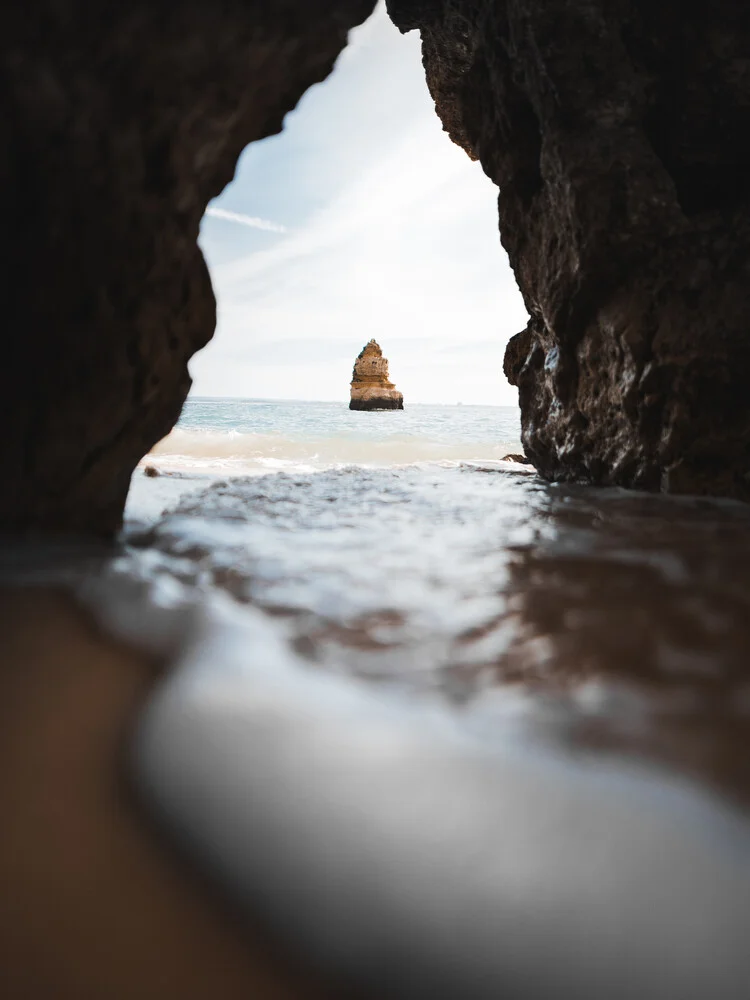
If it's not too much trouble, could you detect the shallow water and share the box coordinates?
[146,398,523,473]
[9,458,750,997]
[126,462,750,805]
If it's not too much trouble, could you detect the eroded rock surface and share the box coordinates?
[349,339,404,410]
[388,0,750,500]
[1,0,375,534]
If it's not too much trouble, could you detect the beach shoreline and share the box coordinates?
[5,448,750,997]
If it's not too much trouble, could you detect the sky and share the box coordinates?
[193,1,528,406]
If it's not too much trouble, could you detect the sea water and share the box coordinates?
[144,398,524,474]
[122,397,750,805]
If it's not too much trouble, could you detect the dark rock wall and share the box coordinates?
[388,0,750,499]
[1,1,374,534]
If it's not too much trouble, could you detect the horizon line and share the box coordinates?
[185,394,518,408]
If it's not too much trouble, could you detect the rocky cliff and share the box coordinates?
[388,0,750,500]
[349,339,404,410]
[5,0,750,533]
[0,0,375,534]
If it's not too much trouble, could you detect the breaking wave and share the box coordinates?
[144,427,524,474]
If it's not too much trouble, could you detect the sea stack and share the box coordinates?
[349,340,404,411]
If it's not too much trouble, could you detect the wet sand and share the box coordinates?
[0,588,329,1000]
[6,463,750,998]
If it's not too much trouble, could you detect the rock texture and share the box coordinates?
[1,0,375,534]
[388,0,750,500]
[349,340,404,410]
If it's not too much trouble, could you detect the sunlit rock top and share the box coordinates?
[349,340,404,411]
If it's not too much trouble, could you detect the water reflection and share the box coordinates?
[131,466,750,805]
[493,484,750,802]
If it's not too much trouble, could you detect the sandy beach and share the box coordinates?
[0,587,333,1000]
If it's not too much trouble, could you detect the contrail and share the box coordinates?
[205,206,288,233]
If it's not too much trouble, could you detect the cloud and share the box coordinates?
[193,2,527,405]
[204,206,288,233]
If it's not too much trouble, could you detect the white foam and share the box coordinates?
[6,460,750,999]
[143,426,524,474]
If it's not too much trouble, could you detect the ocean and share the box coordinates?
[142,397,524,475]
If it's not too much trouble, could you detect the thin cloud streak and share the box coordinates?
[205,206,288,233]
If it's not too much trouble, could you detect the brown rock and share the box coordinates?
[388,0,750,500]
[0,0,375,535]
[349,339,404,411]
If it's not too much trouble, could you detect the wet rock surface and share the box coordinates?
[388,0,750,500]
[113,464,750,997]
[349,339,404,410]
[0,0,375,534]
[131,466,750,806]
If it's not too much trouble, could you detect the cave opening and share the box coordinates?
[5,0,750,535]
[3,5,750,997]
[140,1,526,486]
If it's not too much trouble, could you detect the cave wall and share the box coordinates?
[1,0,375,534]
[388,0,750,499]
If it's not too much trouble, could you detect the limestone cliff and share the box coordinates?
[388,0,750,501]
[349,340,404,411]
[0,0,375,534]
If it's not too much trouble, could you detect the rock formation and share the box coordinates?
[5,1,750,532]
[388,0,750,500]
[0,0,375,534]
[349,340,404,410]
